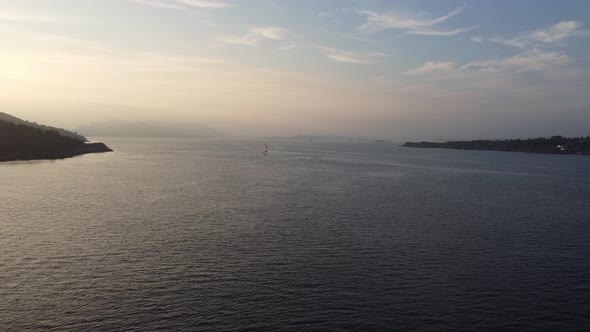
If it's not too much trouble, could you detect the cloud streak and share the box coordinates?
[406,50,571,81]
[405,61,456,76]
[249,26,288,40]
[319,29,377,43]
[216,26,289,46]
[462,51,571,73]
[356,6,474,36]
[317,47,388,64]
[0,10,94,23]
[129,0,235,10]
[403,50,574,92]
[489,21,589,48]
[409,26,479,36]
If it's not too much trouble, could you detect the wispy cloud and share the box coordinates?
[0,10,94,23]
[278,44,298,51]
[319,29,377,43]
[216,33,260,46]
[409,26,478,36]
[394,49,585,114]
[249,26,288,40]
[462,51,571,72]
[356,6,475,36]
[405,61,456,76]
[402,50,574,92]
[470,36,484,43]
[489,21,589,48]
[317,47,388,64]
[129,0,235,10]
[216,26,289,46]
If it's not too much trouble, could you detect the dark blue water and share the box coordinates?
[1,138,589,331]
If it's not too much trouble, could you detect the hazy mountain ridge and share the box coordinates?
[0,112,88,142]
[76,121,227,138]
[263,135,393,143]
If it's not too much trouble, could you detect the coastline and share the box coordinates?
[0,142,113,162]
[401,137,590,155]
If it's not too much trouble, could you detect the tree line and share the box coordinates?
[403,136,590,155]
[0,120,85,161]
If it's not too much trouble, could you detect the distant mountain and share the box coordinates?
[0,112,88,142]
[76,121,227,138]
[263,135,393,143]
[0,117,112,162]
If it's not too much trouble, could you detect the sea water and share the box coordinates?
[1,138,589,331]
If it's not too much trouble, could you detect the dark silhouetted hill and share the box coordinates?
[0,118,112,162]
[76,121,227,138]
[0,112,87,142]
[403,136,590,155]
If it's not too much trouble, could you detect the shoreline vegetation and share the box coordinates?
[0,117,112,162]
[0,112,87,141]
[402,136,590,155]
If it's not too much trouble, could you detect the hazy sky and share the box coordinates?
[1,0,589,140]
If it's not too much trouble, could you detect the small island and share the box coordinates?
[402,136,590,155]
[0,115,112,162]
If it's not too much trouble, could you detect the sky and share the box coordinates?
[1,0,589,140]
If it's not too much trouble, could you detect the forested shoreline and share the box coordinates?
[0,119,112,162]
[403,136,590,155]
